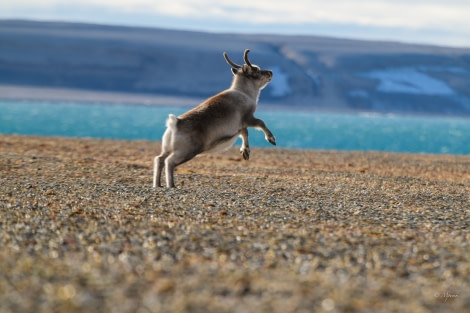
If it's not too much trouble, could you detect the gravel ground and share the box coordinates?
[1,134,469,313]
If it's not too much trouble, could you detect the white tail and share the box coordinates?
[153,49,276,188]
[166,114,177,129]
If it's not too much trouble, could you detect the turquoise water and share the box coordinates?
[1,100,469,155]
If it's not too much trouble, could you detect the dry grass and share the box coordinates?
[1,134,469,313]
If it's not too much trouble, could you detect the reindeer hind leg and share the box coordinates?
[153,152,170,188]
[154,125,175,188]
[164,148,201,188]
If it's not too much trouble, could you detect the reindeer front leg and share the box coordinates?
[239,128,250,160]
[249,117,276,146]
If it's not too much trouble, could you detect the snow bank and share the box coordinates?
[268,66,291,97]
[362,67,455,96]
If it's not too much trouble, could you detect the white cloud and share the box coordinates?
[1,0,470,46]
[2,0,469,27]
[112,0,470,31]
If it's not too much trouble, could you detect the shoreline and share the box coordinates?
[0,84,203,107]
[3,84,470,118]
[1,134,469,312]
[0,84,322,113]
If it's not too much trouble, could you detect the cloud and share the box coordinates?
[93,0,470,31]
[2,0,469,27]
[1,0,469,46]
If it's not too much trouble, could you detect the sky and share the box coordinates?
[1,0,470,48]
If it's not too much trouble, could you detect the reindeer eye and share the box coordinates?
[250,68,260,76]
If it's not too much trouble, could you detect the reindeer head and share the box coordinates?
[224,49,273,90]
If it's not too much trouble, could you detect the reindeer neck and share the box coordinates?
[230,76,261,103]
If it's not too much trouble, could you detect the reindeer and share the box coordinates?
[153,49,276,188]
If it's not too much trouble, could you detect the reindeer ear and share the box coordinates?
[244,64,253,72]
[231,68,239,75]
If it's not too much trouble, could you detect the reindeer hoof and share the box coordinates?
[240,148,250,160]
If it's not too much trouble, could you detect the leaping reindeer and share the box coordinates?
[153,49,276,188]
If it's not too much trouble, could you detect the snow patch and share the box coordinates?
[269,66,291,97]
[362,67,455,96]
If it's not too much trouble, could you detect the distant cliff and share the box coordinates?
[1,20,470,115]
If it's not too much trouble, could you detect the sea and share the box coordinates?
[1,100,469,155]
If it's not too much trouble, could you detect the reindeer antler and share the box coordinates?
[243,49,252,67]
[223,52,242,68]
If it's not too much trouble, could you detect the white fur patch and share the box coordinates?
[166,114,177,130]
